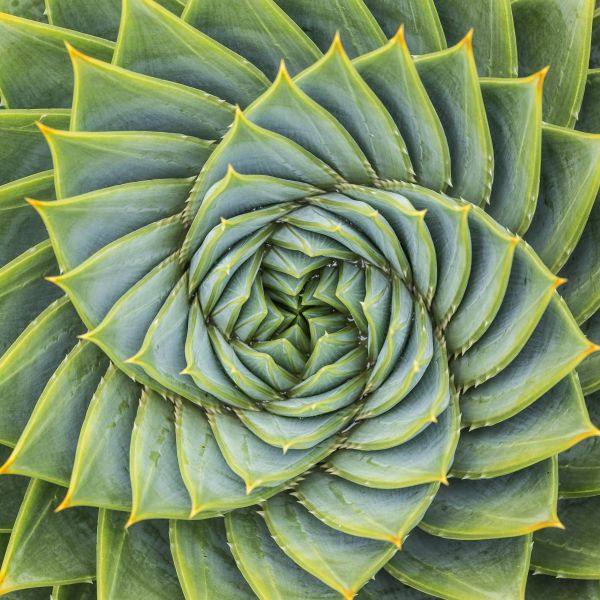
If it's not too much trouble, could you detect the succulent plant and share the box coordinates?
[1,0,600,598]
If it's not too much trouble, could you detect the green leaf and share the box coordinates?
[273,0,386,58]
[232,340,300,392]
[451,243,557,388]
[453,372,598,478]
[296,471,438,546]
[62,366,139,511]
[525,125,600,272]
[97,510,184,600]
[183,0,320,78]
[41,127,212,200]
[389,184,471,327]
[113,0,269,106]
[86,255,182,364]
[52,582,96,600]
[246,65,372,184]
[0,297,81,446]
[346,335,449,451]
[69,47,234,137]
[577,69,600,133]
[0,0,45,21]
[264,373,368,417]
[170,519,255,600]
[52,216,183,327]
[460,295,596,427]
[189,206,287,297]
[512,0,595,127]
[0,445,27,532]
[129,389,192,523]
[226,507,339,600]
[0,241,61,354]
[525,574,600,600]
[175,401,283,516]
[47,0,185,41]
[208,411,337,492]
[0,480,96,594]
[0,12,113,108]
[558,390,600,497]
[421,458,561,539]
[185,110,339,221]
[415,36,494,206]
[354,30,450,192]
[361,0,446,54]
[295,36,414,183]
[184,300,258,410]
[328,396,459,488]
[283,205,388,271]
[579,312,600,394]
[433,0,518,76]
[386,528,531,600]
[481,73,543,235]
[133,277,220,410]
[1,341,107,486]
[0,171,54,267]
[33,178,191,272]
[341,186,437,301]
[311,194,410,279]
[237,406,358,451]
[356,570,433,600]
[263,493,398,599]
[358,297,433,419]
[445,206,518,356]
[0,110,69,186]
[531,496,600,578]
[559,195,600,323]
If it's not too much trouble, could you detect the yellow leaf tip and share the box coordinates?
[330,31,347,57]
[583,343,600,358]
[55,495,72,513]
[342,589,356,600]
[391,24,408,49]
[276,59,292,83]
[439,475,449,486]
[388,535,403,549]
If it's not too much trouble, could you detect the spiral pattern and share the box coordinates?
[1,0,600,598]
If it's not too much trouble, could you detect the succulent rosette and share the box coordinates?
[1,0,600,598]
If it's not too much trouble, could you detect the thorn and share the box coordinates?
[233,105,248,124]
[0,453,15,475]
[582,343,600,358]
[388,535,403,549]
[35,120,56,137]
[276,59,292,83]
[342,589,356,600]
[535,66,550,95]
[460,29,474,52]
[77,332,92,341]
[391,24,407,49]
[124,354,141,365]
[125,514,138,529]
[553,276,567,289]
[439,475,449,486]
[25,197,44,209]
[55,494,72,513]
[64,41,90,62]
[330,31,346,56]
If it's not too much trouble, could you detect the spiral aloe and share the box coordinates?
[1,0,600,598]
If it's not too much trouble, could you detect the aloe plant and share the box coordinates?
[1,0,600,598]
